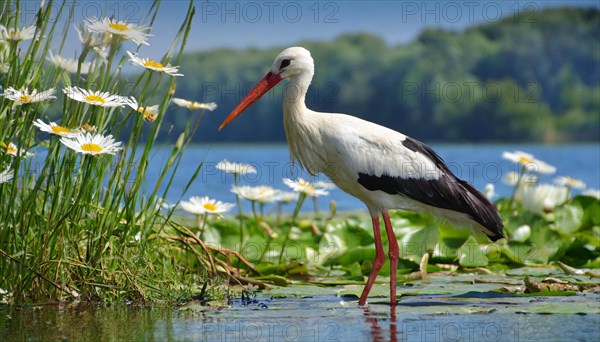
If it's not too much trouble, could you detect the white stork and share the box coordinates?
[219,47,505,306]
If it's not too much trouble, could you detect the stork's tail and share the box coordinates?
[456,179,505,242]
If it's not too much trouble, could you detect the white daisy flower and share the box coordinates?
[216,159,257,175]
[84,17,151,46]
[283,178,329,197]
[0,55,9,73]
[502,150,556,174]
[127,98,160,122]
[74,25,109,61]
[0,168,14,183]
[33,119,76,137]
[554,176,586,190]
[180,196,234,215]
[484,183,495,199]
[74,123,98,135]
[126,51,183,76]
[582,189,600,200]
[1,142,26,157]
[0,25,37,41]
[1,87,56,105]
[47,51,91,74]
[75,25,107,48]
[62,86,132,107]
[517,184,568,213]
[172,97,217,111]
[60,132,122,156]
[231,185,279,203]
[156,198,175,211]
[503,171,537,186]
[313,181,337,190]
[275,191,298,203]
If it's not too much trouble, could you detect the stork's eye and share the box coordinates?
[280,59,291,69]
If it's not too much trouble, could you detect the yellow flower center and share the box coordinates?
[78,123,95,133]
[85,95,106,105]
[137,107,156,122]
[203,203,218,211]
[18,95,32,103]
[6,146,16,154]
[518,156,534,165]
[51,125,71,134]
[81,143,103,153]
[108,22,129,32]
[300,183,315,191]
[143,60,164,69]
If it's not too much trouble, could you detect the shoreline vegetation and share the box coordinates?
[0,1,599,307]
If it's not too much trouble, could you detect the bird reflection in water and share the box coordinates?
[363,305,398,342]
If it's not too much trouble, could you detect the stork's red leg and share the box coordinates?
[382,211,399,306]
[359,214,385,306]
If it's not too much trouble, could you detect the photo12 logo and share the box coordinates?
[200,1,340,24]
[400,1,540,24]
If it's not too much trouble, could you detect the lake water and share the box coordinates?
[2,292,599,341]
[147,144,600,212]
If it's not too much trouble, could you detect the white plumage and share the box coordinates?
[220,47,505,306]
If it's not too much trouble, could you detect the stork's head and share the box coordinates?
[270,47,314,80]
[219,47,313,130]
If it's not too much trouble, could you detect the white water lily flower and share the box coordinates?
[126,51,183,76]
[0,24,36,41]
[84,17,151,46]
[33,119,76,137]
[180,196,234,215]
[502,150,556,174]
[63,86,132,107]
[172,97,217,111]
[518,184,568,213]
[512,225,531,243]
[1,87,56,105]
[231,185,279,203]
[48,51,91,74]
[0,169,14,183]
[283,178,329,197]
[554,176,586,190]
[216,160,257,175]
[127,98,159,122]
[582,189,600,200]
[60,132,122,156]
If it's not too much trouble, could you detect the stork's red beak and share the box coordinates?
[218,71,283,130]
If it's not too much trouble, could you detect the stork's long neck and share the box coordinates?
[283,71,321,174]
[283,72,312,120]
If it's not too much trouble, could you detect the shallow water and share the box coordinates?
[2,293,599,341]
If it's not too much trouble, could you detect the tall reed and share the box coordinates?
[0,0,211,304]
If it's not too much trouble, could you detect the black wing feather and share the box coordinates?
[357,137,505,241]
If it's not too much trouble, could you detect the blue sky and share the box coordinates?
[18,1,600,59]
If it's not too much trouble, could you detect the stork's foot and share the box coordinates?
[359,214,386,306]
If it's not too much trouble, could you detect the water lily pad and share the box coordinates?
[555,204,584,235]
[401,225,439,260]
[458,237,488,267]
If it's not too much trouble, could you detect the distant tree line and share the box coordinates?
[157,8,599,143]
